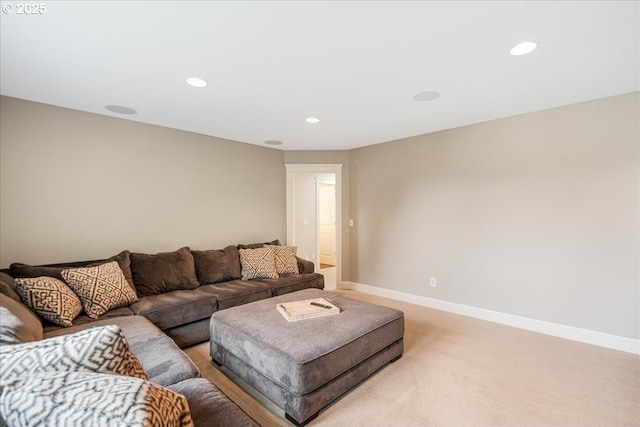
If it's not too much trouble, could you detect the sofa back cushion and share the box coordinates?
[9,251,136,293]
[0,293,44,345]
[130,247,199,297]
[237,239,280,250]
[192,246,241,285]
[0,272,20,302]
[10,263,66,281]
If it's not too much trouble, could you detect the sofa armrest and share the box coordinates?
[296,257,315,274]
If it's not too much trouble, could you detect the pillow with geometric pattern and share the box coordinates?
[14,276,83,327]
[239,246,279,280]
[0,324,148,382]
[61,261,139,319]
[0,371,193,427]
[267,245,299,276]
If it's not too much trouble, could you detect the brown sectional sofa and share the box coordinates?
[5,241,324,347]
[0,241,324,426]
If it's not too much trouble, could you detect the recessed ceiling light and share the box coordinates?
[186,77,207,87]
[306,117,320,124]
[264,140,283,146]
[509,41,538,56]
[413,91,440,102]
[105,105,137,115]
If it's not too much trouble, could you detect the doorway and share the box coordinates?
[285,164,343,290]
[318,180,336,269]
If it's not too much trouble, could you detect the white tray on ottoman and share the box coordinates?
[209,288,404,426]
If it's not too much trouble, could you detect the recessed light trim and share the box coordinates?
[186,77,207,87]
[306,117,320,124]
[413,91,440,102]
[105,105,137,115]
[264,140,283,146]
[510,40,538,56]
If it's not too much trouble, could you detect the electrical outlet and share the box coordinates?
[430,277,437,287]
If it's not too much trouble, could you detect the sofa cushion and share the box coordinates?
[0,371,194,427]
[61,261,139,319]
[254,273,325,296]
[14,276,83,327]
[130,247,199,296]
[10,263,66,281]
[168,378,258,427]
[192,245,242,285]
[237,239,280,249]
[268,245,300,276]
[0,293,44,345]
[130,289,217,330]
[0,272,20,302]
[43,315,200,387]
[41,307,135,333]
[8,251,135,289]
[239,247,278,280]
[163,319,211,349]
[200,280,272,310]
[0,324,147,381]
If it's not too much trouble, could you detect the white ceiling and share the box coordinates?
[1,1,638,151]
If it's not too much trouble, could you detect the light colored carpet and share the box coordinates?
[185,290,640,427]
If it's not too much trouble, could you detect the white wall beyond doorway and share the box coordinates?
[286,164,343,290]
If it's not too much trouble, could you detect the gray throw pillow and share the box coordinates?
[130,247,199,297]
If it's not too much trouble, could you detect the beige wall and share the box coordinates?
[349,92,639,339]
[0,96,285,267]
[2,93,637,340]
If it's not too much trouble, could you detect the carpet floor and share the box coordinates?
[185,290,639,427]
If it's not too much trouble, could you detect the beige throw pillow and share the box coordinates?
[268,245,299,276]
[239,247,279,280]
[61,261,138,319]
[14,276,82,327]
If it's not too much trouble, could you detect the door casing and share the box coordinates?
[285,164,343,289]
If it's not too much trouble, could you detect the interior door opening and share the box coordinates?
[286,164,342,290]
[318,178,336,270]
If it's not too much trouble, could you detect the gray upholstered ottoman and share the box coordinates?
[209,288,404,426]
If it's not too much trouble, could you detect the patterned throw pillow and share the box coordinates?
[14,276,82,327]
[61,261,139,319]
[0,371,193,427]
[268,245,300,276]
[0,324,148,381]
[239,247,279,280]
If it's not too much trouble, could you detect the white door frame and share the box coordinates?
[286,164,343,289]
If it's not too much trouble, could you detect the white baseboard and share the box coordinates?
[341,281,640,355]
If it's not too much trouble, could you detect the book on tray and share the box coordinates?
[277,298,340,322]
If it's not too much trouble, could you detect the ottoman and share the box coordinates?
[209,288,404,426]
